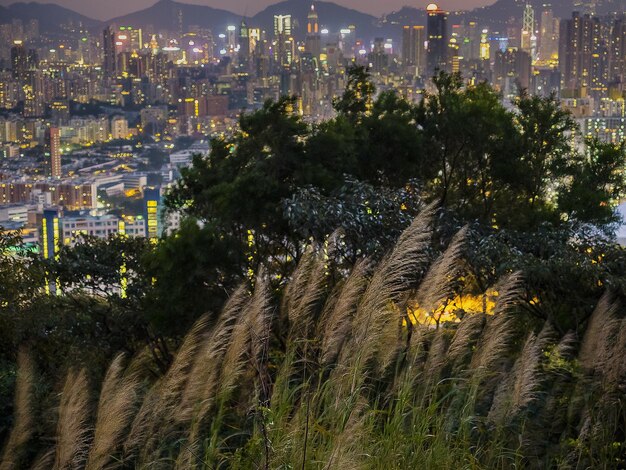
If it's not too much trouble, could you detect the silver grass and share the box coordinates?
[124,314,210,457]
[0,349,36,470]
[469,311,515,371]
[578,293,618,373]
[179,284,249,420]
[344,203,436,384]
[86,353,140,470]
[604,318,626,387]
[446,314,487,371]
[423,328,450,389]
[219,273,271,398]
[415,225,468,315]
[492,271,524,314]
[320,259,370,365]
[510,332,544,414]
[53,368,91,470]
[287,254,326,342]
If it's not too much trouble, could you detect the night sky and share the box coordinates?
[0,0,497,20]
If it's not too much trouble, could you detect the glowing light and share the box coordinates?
[227,25,236,31]
[340,28,351,34]
[321,28,329,34]
[218,33,226,39]
[426,3,439,12]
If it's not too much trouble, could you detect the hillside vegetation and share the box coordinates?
[2,206,625,469]
[2,69,626,468]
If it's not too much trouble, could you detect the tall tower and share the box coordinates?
[103,26,116,77]
[48,127,61,179]
[273,14,294,67]
[609,15,626,84]
[239,19,250,63]
[426,3,448,77]
[521,4,535,56]
[558,11,604,96]
[10,40,27,81]
[402,25,425,75]
[538,5,558,63]
[306,5,321,58]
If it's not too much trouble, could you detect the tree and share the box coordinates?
[332,65,376,121]
[166,97,339,278]
[142,218,244,336]
[284,177,424,263]
[558,140,626,228]
[502,91,577,227]
[416,73,516,224]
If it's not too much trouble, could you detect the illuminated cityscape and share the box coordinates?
[2,2,626,466]
[0,0,625,249]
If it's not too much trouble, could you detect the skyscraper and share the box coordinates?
[538,5,558,63]
[494,47,532,96]
[48,127,61,179]
[273,14,294,67]
[306,5,321,58]
[10,41,25,80]
[239,19,250,64]
[558,12,606,97]
[402,25,425,75]
[609,14,626,85]
[426,3,448,77]
[521,4,535,56]
[103,26,117,77]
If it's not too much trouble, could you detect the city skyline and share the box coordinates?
[0,0,497,20]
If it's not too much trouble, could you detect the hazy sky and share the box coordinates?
[1,0,496,20]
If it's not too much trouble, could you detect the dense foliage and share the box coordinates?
[1,210,625,469]
[1,68,626,467]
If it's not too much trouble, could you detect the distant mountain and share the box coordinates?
[250,0,392,40]
[1,2,100,33]
[106,0,240,34]
[383,0,579,31]
[108,0,392,41]
[3,0,624,42]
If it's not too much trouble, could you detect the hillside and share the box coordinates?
[106,0,240,34]
[0,1,100,33]
[250,0,391,40]
[383,0,577,30]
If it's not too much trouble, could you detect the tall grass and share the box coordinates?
[2,208,625,469]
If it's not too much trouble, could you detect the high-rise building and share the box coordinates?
[10,41,36,82]
[116,26,143,54]
[609,14,626,85]
[111,115,129,140]
[494,47,532,96]
[538,5,558,63]
[305,5,321,58]
[274,14,294,67]
[274,14,292,37]
[48,127,61,178]
[558,12,607,97]
[103,26,117,77]
[402,25,425,75]
[521,4,535,56]
[426,3,448,77]
[239,20,250,63]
